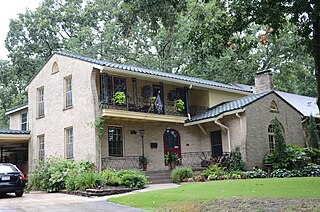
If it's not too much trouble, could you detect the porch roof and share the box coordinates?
[51,52,252,94]
[0,129,30,144]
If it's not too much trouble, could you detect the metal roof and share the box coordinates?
[54,52,252,93]
[5,103,28,115]
[0,129,30,135]
[187,91,273,123]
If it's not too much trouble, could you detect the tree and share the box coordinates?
[273,117,287,166]
[228,0,320,107]
[308,115,319,149]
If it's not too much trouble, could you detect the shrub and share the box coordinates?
[271,169,302,178]
[201,164,225,179]
[243,169,267,178]
[304,148,320,164]
[227,147,245,171]
[171,167,193,183]
[100,169,119,186]
[308,115,319,149]
[73,171,101,191]
[225,171,245,179]
[300,164,320,177]
[117,169,148,188]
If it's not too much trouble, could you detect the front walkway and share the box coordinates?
[0,184,179,212]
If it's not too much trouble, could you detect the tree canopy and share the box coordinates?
[0,0,317,127]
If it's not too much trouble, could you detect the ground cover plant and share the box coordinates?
[27,159,148,192]
[108,177,320,211]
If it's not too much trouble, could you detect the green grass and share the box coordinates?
[108,177,320,211]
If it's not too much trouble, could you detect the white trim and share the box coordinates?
[5,105,28,115]
[184,109,245,126]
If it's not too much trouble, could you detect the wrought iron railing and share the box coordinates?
[181,151,231,168]
[101,156,140,170]
[99,95,208,117]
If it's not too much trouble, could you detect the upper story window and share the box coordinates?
[270,100,278,112]
[21,112,28,131]
[38,135,45,160]
[64,76,72,108]
[52,62,59,74]
[37,87,44,118]
[65,127,74,159]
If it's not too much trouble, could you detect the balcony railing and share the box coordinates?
[101,156,140,170]
[181,151,231,168]
[100,95,208,117]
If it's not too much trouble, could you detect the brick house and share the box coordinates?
[0,52,316,174]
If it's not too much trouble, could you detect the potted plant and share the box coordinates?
[176,99,185,112]
[113,91,126,105]
[139,156,150,171]
[164,152,180,170]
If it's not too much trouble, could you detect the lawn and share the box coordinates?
[108,177,320,211]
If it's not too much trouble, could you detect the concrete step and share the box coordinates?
[145,170,173,184]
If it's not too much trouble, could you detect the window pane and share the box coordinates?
[108,126,123,157]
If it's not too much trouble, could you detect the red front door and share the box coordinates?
[163,128,181,158]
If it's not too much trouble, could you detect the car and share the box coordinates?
[0,163,26,197]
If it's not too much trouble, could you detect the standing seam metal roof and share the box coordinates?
[0,129,30,135]
[54,52,251,93]
[187,91,273,123]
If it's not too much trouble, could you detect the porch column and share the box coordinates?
[184,87,190,118]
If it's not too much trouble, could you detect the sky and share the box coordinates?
[0,0,43,60]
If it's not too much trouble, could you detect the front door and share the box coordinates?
[163,128,181,158]
[211,130,223,157]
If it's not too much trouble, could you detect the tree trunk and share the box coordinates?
[314,10,320,111]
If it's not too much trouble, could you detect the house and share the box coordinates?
[0,52,316,174]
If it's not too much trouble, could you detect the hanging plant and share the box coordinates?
[167,90,177,102]
[141,85,152,99]
[176,99,185,112]
[113,91,126,104]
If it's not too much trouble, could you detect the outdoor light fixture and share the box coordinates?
[139,129,145,158]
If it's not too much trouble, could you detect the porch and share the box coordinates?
[101,151,231,171]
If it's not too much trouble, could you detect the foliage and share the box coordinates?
[308,115,319,149]
[271,164,320,178]
[271,169,302,178]
[109,178,320,211]
[201,164,225,180]
[175,99,185,112]
[100,169,119,186]
[273,117,287,166]
[226,147,245,171]
[164,152,180,170]
[304,147,320,164]
[171,167,193,183]
[243,169,268,179]
[27,159,148,192]
[138,156,150,165]
[117,169,148,188]
[300,164,320,177]
[113,91,126,104]
[93,112,105,140]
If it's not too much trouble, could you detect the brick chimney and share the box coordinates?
[255,70,274,93]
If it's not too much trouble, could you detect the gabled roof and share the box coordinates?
[51,52,251,93]
[0,129,30,135]
[5,103,28,115]
[275,91,318,117]
[186,91,273,125]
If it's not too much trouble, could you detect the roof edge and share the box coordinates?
[5,103,28,115]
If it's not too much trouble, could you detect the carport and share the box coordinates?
[0,129,30,175]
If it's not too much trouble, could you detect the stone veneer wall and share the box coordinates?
[245,93,304,169]
[9,108,28,130]
[28,55,99,170]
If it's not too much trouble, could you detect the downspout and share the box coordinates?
[214,119,231,153]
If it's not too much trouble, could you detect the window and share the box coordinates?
[211,131,223,157]
[52,62,59,74]
[37,87,44,117]
[38,135,45,160]
[65,76,72,108]
[270,100,278,112]
[108,126,123,157]
[65,127,73,159]
[21,113,28,131]
[268,124,275,152]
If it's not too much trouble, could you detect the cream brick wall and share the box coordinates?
[245,93,304,169]
[28,55,99,170]
[9,109,28,130]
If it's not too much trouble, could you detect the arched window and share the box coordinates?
[52,62,59,74]
[268,121,284,152]
[268,124,275,152]
[270,100,278,112]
